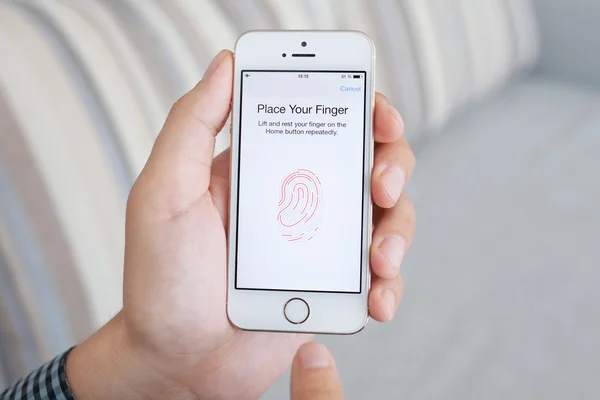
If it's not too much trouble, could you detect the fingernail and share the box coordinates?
[382,166,405,203]
[382,289,396,317]
[378,235,406,272]
[299,342,331,369]
[203,50,226,79]
[388,105,404,128]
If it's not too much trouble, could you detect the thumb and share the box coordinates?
[291,342,344,400]
[135,50,233,218]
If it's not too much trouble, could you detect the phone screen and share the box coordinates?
[235,70,367,293]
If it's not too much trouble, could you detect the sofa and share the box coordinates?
[1,0,598,398]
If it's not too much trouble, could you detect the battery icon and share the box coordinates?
[353,75,361,79]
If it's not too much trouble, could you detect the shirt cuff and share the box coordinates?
[1,348,76,400]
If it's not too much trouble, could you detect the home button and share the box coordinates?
[284,298,310,324]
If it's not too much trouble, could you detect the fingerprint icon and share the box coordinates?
[278,169,324,242]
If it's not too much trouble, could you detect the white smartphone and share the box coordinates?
[227,31,375,334]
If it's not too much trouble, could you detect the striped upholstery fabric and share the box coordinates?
[0,0,539,385]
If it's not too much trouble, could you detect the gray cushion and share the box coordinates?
[265,76,600,399]
[533,0,600,89]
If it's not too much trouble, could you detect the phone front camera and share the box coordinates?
[301,41,307,47]
[282,53,287,58]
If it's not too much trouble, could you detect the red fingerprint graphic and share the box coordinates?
[277,169,323,242]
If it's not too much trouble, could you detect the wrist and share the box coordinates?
[66,312,195,400]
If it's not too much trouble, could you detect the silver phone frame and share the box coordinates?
[227,30,375,334]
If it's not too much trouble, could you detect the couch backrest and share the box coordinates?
[0,0,539,384]
[377,0,539,135]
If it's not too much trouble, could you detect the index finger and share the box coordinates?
[374,92,405,143]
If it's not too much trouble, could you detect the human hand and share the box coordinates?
[66,50,416,400]
[291,342,344,400]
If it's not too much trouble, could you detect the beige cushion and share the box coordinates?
[0,0,539,383]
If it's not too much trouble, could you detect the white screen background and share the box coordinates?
[236,71,366,292]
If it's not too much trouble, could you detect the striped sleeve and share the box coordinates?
[0,349,75,400]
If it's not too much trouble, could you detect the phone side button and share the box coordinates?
[284,298,310,324]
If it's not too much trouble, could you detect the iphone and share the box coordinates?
[227,31,375,334]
